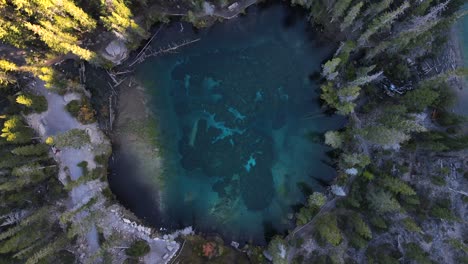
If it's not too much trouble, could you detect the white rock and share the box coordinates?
[331,185,346,196]
[102,40,128,65]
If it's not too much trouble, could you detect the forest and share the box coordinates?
[0,0,467,263]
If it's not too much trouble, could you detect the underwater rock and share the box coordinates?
[244,154,256,172]
[228,106,246,121]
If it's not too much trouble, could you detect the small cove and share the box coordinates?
[109,2,345,244]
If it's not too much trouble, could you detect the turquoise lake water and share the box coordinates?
[117,3,344,244]
[453,4,468,115]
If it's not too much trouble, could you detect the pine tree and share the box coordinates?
[100,0,147,39]
[308,192,326,208]
[337,86,361,103]
[342,153,371,168]
[331,0,353,22]
[25,22,96,61]
[322,58,341,80]
[340,2,364,31]
[358,1,410,46]
[363,0,393,19]
[348,68,383,87]
[367,189,401,214]
[11,144,49,156]
[16,95,33,107]
[349,213,372,239]
[59,0,97,30]
[325,131,343,149]
[0,60,17,72]
[25,235,67,264]
[380,176,416,196]
[1,116,34,144]
[316,213,342,246]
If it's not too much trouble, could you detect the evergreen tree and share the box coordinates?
[367,189,401,214]
[322,58,341,80]
[340,2,364,31]
[349,213,372,239]
[316,213,342,246]
[358,1,410,46]
[364,0,393,19]
[325,131,344,149]
[25,22,96,61]
[0,60,17,72]
[380,175,416,196]
[25,235,67,264]
[100,0,147,39]
[1,116,34,144]
[11,144,49,156]
[331,0,353,22]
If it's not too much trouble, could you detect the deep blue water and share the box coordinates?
[128,3,344,243]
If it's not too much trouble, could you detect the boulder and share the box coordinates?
[101,39,128,65]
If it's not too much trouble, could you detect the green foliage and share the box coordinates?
[25,22,95,61]
[402,217,422,233]
[446,238,468,254]
[342,153,370,168]
[349,213,372,239]
[404,243,432,264]
[340,2,364,31]
[66,99,96,124]
[366,189,401,214]
[100,0,147,40]
[324,131,343,148]
[379,175,416,195]
[16,94,48,113]
[322,58,341,80]
[308,192,326,208]
[362,170,374,181]
[430,175,446,186]
[332,0,353,22]
[125,240,150,258]
[429,199,456,220]
[369,215,388,229]
[315,213,342,246]
[53,129,90,148]
[401,85,439,112]
[11,144,49,156]
[0,60,18,72]
[267,236,287,264]
[1,115,34,144]
[358,1,410,45]
[366,244,401,264]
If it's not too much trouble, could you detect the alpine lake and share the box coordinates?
[108,2,346,244]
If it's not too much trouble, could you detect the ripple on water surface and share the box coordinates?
[129,3,345,244]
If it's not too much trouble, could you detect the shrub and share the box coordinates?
[66,100,81,117]
[404,243,431,264]
[315,213,342,246]
[53,129,90,148]
[125,240,150,258]
[430,176,446,186]
[402,217,422,233]
[16,94,47,113]
[66,99,96,124]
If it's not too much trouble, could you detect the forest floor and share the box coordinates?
[25,78,182,263]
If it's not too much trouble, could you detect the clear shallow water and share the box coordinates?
[120,3,344,243]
